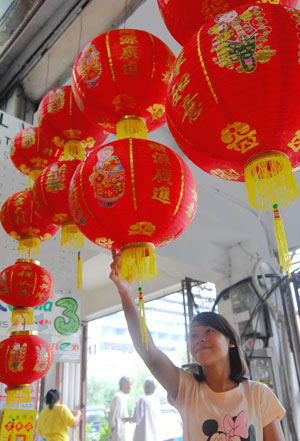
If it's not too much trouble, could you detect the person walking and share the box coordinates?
[108,376,132,441]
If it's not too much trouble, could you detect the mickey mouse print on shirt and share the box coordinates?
[202,411,256,441]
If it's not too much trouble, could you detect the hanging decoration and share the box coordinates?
[0,189,59,256]
[9,126,62,185]
[69,138,197,282]
[72,29,175,139]
[157,0,298,46]
[166,4,300,274]
[37,85,108,160]
[0,331,53,404]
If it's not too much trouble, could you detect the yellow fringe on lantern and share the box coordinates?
[116,116,148,140]
[18,237,40,256]
[244,151,299,211]
[120,242,157,283]
[77,251,82,290]
[64,140,85,160]
[273,204,291,277]
[61,222,84,248]
[138,286,148,350]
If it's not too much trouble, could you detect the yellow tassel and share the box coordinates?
[64,140,85,160]
[138,286,148,350]
[77,251,82,290]
[116,116,148,140]
[28,169,41,187]
[61,222,84,248]
[273,204,291,277]
[244,151,299,211]
[120,242,157,283]
[18,237,40,256]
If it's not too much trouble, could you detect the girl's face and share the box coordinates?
[189,324,231,367]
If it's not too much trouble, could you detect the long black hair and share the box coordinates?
[45,389,60,410]
[190,311,248,384]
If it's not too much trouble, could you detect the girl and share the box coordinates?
[37,389,81,441]
[110,251,286,441]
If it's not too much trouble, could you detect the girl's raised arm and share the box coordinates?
[109,250,179,400]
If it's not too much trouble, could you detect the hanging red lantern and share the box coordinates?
[32,159,84,248]
[9,126,62,184]
[166,4,300,273]
[72,29,175,139]
[0,331,53,403]
[157,0,298,46]
[37,85,108,160]
[0,259,54,308]
[0,189,59,256]
[69,138,198,283]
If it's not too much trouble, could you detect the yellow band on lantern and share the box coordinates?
[15,258,40,265]
[12,308,34,326]
[244,151,299,210]
[64,140,85,160]
[120,242,157,282]
[116,116,148,140]
[11,330,38,336]
[61,222,84,249]
[18,237,40,257]
[28,169,42,187]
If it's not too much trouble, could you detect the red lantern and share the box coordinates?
[0,331,53,392]
[157,0,298,46]
[33,159,84,248]
[37,85,108,160]
[72,29,175,139]
[0,259,54,308]
[69,138,197,282]
[9,126,62,183]
[0,189,59,256]
[166,4,300,273]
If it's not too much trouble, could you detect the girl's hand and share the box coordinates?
[109,249,131,296]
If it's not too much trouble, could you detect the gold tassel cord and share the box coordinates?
[61,222,84,249]
[77,251,82,290]
[116,116,148,140]
[138,286,148,350]
[273,204,291,277]
[244,152,299,211]
[64,140,85,161]
[120,243,157,283]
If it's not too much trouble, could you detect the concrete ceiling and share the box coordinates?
[1,0,300,320]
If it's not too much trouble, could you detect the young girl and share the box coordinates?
[110,251,286,441]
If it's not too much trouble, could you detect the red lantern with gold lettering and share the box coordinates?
[0,189,59,256]
[72,29,175,139]
[166,4,300,273]
[0,259,54,308]
[37,85,108,160]
[157,0,298,46]
[9,126,62,183]
[0,331,53,402]
[69,138,197,282]
[33,159,84,248]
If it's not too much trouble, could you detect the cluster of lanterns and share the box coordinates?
[1,0,299,392]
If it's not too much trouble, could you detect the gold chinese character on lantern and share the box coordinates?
[173,51,187,76]
[288,130,300,153]
[128,222,156,236]
[152,152,171,166]
[147,104,165,120]
[182,93,203,123]
[95,237,115,249]
[119,32,138,45]
[152,186,171,204]
[171,73,190,107]
[152,168,172,185]
[221,122,259,154]
[185,202,195,219]
[122,61,140,76]
[148,142,167,153]
[120,46,139,60]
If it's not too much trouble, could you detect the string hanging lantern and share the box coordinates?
[0,189,59,256]
[37,85,108,160]
[9,126,62,186]
[166,4,300,274]
[157,0,298,46]
[72,28,175,140]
